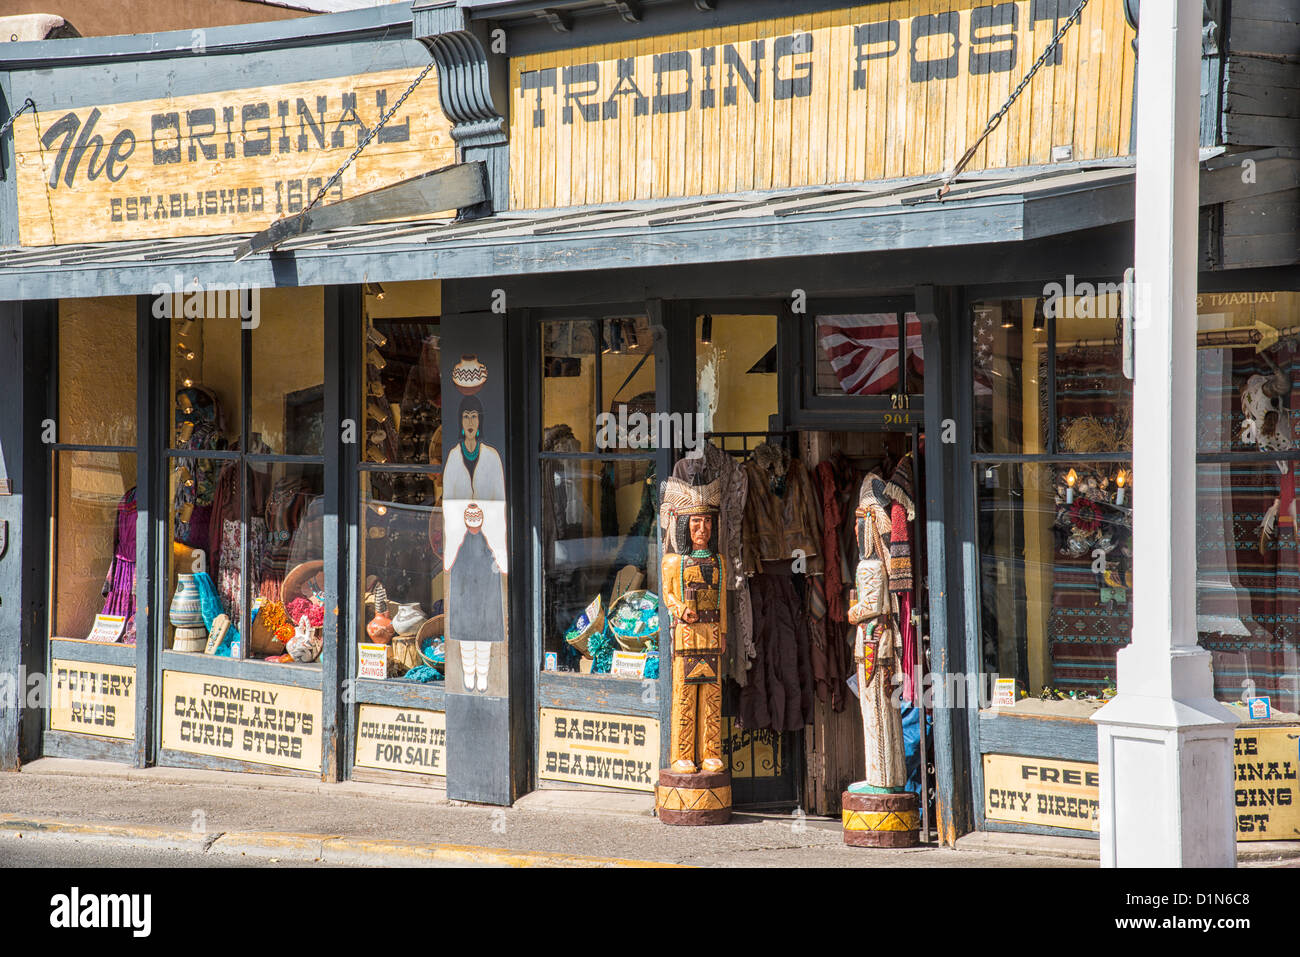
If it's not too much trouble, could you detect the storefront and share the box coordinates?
[1,0,1296,845]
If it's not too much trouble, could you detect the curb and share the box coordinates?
[0,815,685,868]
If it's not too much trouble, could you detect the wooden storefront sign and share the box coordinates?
[49,659,136,740]
[1234,727,1300,841]
[354,704,447,777]
[985,726,1300,839]
[539,707,659,793]
[13,68,453,246]
[983,753,1100,832]
[510,0,1135,208]
[161,671,321,772]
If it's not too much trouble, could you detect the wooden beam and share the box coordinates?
[233,162,490,262]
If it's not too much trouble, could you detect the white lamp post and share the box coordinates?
[1092,0,1239,868]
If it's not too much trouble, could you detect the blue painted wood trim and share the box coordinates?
[42,729,136,763]
[0,300,52,769]
[977,712,1101,763]
[537,671,660,718]
[159,653,325,690]
[980,819,1100,841]
[49,639,135,667]
[353,679,447,710]
[0,4,416,67]
[917,284,973,843]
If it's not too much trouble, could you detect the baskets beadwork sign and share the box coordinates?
[161,671,322,772]
[12,67,453,246]
[540,707,659,793]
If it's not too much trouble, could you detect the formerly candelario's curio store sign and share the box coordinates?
[12,67,453,246]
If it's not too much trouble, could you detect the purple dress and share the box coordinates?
[100,487,137,641]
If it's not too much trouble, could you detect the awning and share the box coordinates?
[0,150,1294,301]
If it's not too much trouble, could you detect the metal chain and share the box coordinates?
[937,0,1093,198]
[297,61,435,223]
[0,98,37,141]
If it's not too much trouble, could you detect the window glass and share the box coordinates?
[601,316,655,449]
[250,288,324,455]
[696,314,778,434]
[360,474,444,680]
[59,297,137,447]
[171,305,240,449]
[972,299,1045,454]
[169,456,238,654]
[357,282,443,683]
[1196,461,1300,713]
[542,319,598,452]
[52,451,138,642]
[1054,289,1131,454]
[541,458,658,675]
[814,312,920,397]
[977,461,1133,697]
[1196,291,1300,453]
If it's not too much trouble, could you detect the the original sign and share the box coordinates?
[354,705,446,777]
[510,0,1135,207]
[161,671,321,772]
[49,659,136,740]
[1235,727,1300,841]
[983,754,1100,832]
[539,707,659,792]
[13,67,453,246]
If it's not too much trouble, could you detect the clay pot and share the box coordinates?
[367,611,395,644]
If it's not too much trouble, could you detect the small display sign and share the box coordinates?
[992,678,1017,708]
[610,651,648,679]
[86,615,126,644]
[1247,697,1272,720]
[358,644,387,680]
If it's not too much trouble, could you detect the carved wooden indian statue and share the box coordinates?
[655,476,732,825]
[842,472,919,846]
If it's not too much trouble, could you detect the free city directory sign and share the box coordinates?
[983,754,1101,832]
[11,67,453,246]
[161,671,322,773]
[539,707,659,793]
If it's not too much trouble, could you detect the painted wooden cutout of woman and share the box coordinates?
[448,502,506,692]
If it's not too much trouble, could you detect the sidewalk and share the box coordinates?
[0,759,1288,867]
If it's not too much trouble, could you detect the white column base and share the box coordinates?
[1093,647,1239,868]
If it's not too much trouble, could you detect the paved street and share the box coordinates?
[0,760,1094,868]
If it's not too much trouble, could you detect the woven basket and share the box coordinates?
[416,615,445,669]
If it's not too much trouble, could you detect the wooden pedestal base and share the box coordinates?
[656,769,732,826]
[841,790,920,847]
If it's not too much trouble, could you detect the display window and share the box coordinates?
[972,293,1132,703]
[356,281,444,683]
[973,288,1300,717]
[814,311,922,398]
[50,298,139,644]
[539,317,658,678]
[164,288,326,664]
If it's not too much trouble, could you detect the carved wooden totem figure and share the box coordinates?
[842,472,919,847]
[655,477,731,825]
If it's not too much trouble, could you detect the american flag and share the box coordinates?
[816,313,924,395]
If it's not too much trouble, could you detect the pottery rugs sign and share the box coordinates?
[49,659,136,740]
[161,671,321,772]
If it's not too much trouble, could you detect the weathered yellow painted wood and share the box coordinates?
[508,0,1135,207]
[15,67,454,245]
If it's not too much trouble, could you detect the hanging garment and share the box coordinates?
[740,443,823,575]
[885,452,919,701]
[738,571,815,732]
[812,452,859,709]
[100,487,138,624]
[673,442,753,686]
[258,477,315,602]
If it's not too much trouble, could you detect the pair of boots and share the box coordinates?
[460,640,491,693]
